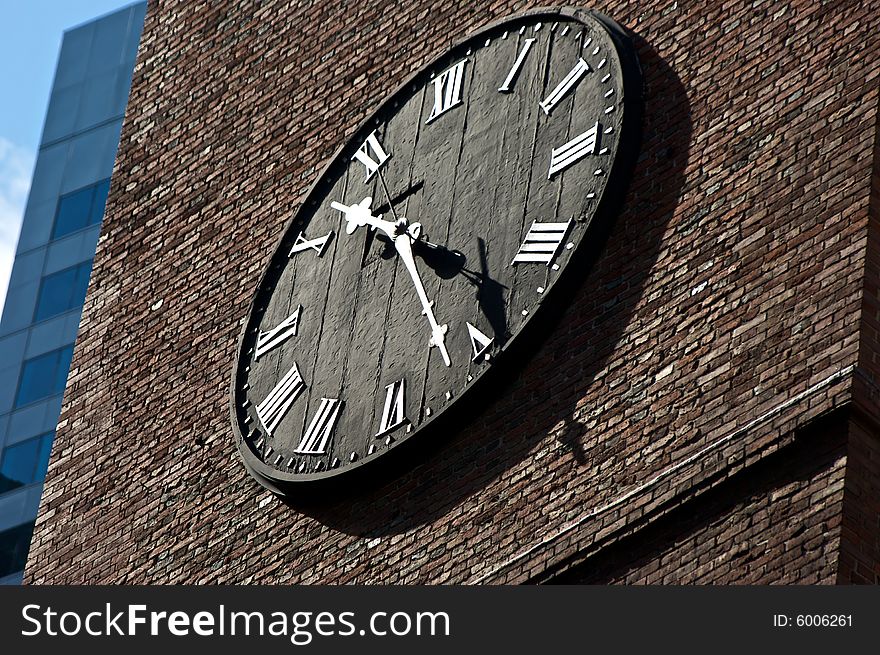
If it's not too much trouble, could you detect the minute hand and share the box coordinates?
[393,232,451,367]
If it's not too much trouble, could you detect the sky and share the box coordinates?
[0,0,138,317]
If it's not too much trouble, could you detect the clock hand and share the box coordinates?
[330,197,399,238]
[392,231,452,367]
[331,196,452,367]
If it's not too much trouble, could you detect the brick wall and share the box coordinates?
[549,412,848,583]
[25,0,880,583]
[837,413,880,583]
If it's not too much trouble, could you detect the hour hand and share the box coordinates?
[330,197,397,238]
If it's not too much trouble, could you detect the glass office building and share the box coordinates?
[0,2,146,584]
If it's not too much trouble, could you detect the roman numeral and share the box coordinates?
[539,58,590,115]
[256,363,305,436]
[498,38,536,93]
[377,379,406,436]
[352,130,390,182]
[254,306,301,360]
[548,122,600,178]
[426,60,466,124]
[289,230,334,257]
[466,322,493,361]
[295,397,342,454]
[512,219,574,266]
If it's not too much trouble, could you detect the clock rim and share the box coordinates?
[229,6,643,493]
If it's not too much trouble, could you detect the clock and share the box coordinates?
[230,7,641,494]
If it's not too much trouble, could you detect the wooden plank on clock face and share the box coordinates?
[419,27,539,415]
[249,185,337,458]
[262,169,350,461]
[334,255,393,464]
[404,50,474,425]
[468,23,554,374]
[248,260,298,458]
[508,22,587,339]
[321,134,389,465]
[359,126,400,269]
[355,86,427,457]
[290,167,352,471]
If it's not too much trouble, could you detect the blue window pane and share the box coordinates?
[53,186,93,239]
[0,474,19,495]
[0,433,55,496]
[14,346,75,408]
[33,260,93,323]
[34,267,77,322]
[89,179,111,226]
[0,438,41,489]
[34,433,55,482]
[15,351,58,406]
[0,522,35,578]
[72,260,93,307]
[54,346,74,394]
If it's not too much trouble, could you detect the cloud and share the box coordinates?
[0,137,34,315]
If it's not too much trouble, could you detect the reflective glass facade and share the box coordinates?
[0,433,53,495]
[14,346,75,408]
[52,179,110,240]
[34,260,93,323]
[0,3,146,584]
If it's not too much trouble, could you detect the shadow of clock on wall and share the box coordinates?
[282,28,692,539]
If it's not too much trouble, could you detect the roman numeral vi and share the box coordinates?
[295,398,342,455]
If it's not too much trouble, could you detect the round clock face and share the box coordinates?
[231,8,639,492]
